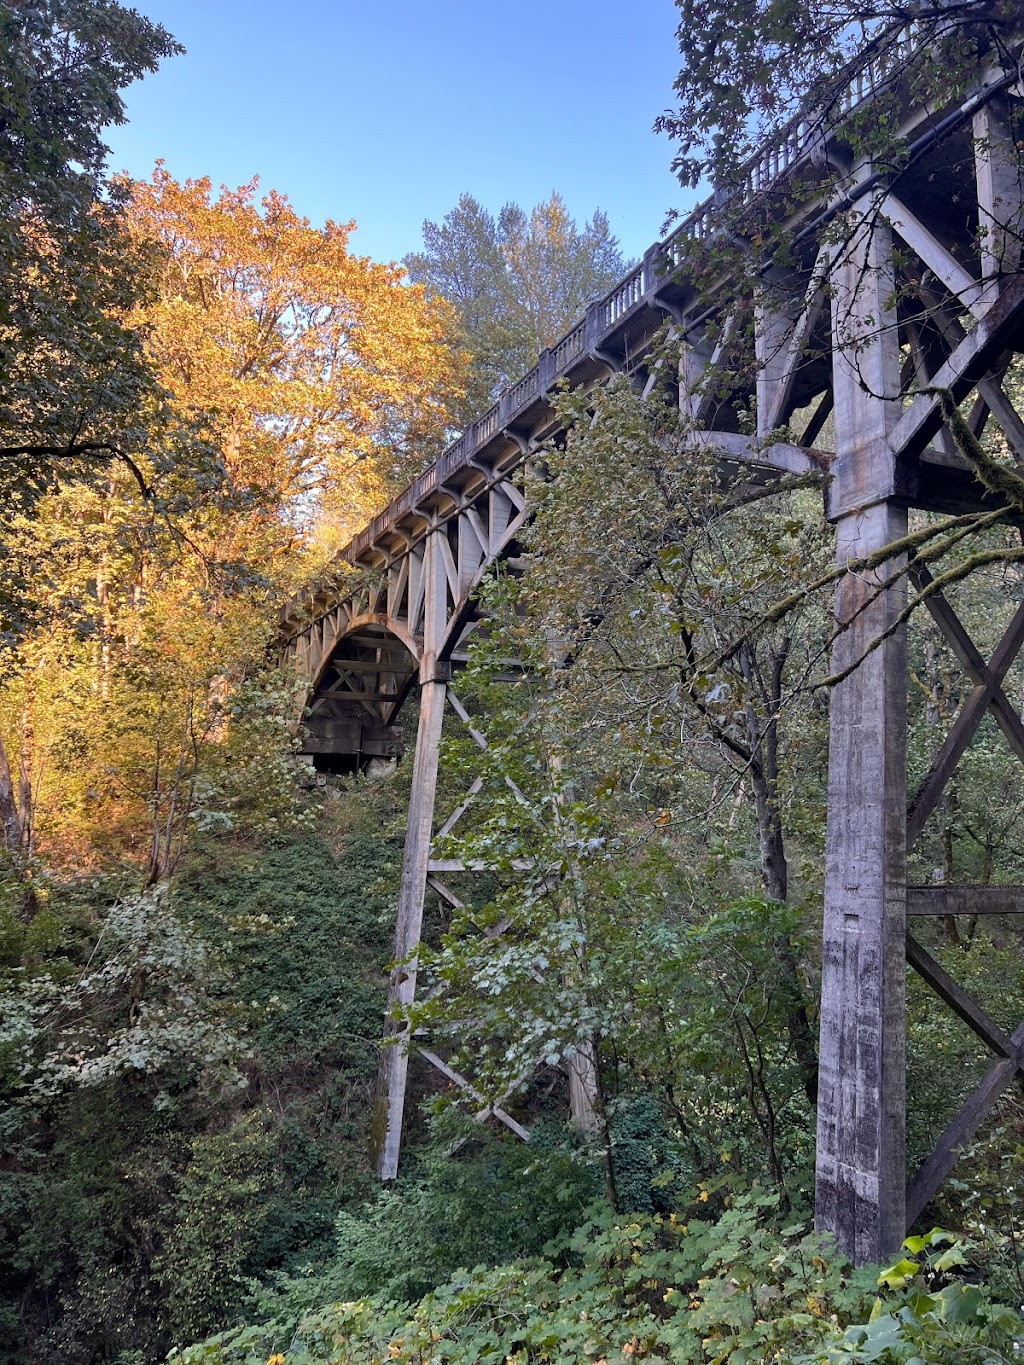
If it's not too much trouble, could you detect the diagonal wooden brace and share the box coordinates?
[890,274,1024,465]
[906,934,1015,1056]
[905,933,1024,1226]
[417,1047,531,1142]
[906,1019,1024,1227]
[906,568,1024,844]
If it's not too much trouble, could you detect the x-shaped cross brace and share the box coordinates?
[417,1047,531,1143]
[906,933,1024,1225]
[907,565,1024,846]
[903,566,1024,1224]
[412,687,539,1143]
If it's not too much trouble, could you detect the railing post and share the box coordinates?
[461,423,477,466]
[642,244,664,296]
[584,300,606,352]
[537,347,555,395]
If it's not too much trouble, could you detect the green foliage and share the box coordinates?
[405,192,629,421]
[170,1194,1024,1365]
[176,820,395,1075]
[0,0,180,218]
[2,1085,187,1362]
[5,7,1024,1362]
[607,1096,684,1215]
[905,524,1024,893]
[0,793,402,1362]
[156,1115,277,1342]
[190,670,319,842]
[926,1117,1024,1309]
[243,1123,597,1321]
[413,534,820,1194]
[22,886,250,1100]
[906,930,1024,1182]
[804,1229,1024,1364]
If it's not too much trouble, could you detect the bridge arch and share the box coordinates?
[301,612,421,773]
[283,473,530,772]
[309,611,422,691]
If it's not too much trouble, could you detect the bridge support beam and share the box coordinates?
[816,201,908,1263]
[816,502,908,1263]
[375,532,448,1180]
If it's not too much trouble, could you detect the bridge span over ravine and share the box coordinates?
[280,23,1024,1265]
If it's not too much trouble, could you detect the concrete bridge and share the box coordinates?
[281,19,1024,1264]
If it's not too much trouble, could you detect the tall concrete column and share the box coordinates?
[816,502,908,1262]
[375,531,448,1180]
[815,198,908,1262]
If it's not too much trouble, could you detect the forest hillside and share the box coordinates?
[3,3,1024,1363]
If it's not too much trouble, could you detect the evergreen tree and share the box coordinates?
[405,191,631,422]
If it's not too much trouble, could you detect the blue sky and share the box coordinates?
[104,0,695,267]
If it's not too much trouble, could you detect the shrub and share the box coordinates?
[170,1198,1024,1364]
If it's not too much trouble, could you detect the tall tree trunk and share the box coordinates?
[18,694,34,859]
[0,724,38,916]
[95,475,116,700]
[0,729,24,854]
[740,641,819,1106]
[547,728,610,1183]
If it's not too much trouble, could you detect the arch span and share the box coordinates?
[301,615,419,772]
[283,476,530,768]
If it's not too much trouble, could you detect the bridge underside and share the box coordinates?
[301,625,415,772]
[291,475,531,771]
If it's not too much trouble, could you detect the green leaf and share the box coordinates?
[932,1244,966,1272]
[877,1257,919,1289]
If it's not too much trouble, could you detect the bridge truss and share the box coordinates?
[280,26,1024,1263]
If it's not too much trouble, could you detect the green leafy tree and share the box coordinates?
[405,191,630,421]
[0,0,182,472]
[406,380,831,1193]
[0,803,402,1362]
[0,0,179,216]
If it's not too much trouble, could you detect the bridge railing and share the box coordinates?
[665,21,922,240]
[602,265,646,327]
[505,365,540,413]
[331,19,933,579]
[551,319,587,372]
[475,402,500,445]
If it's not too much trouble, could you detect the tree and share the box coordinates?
[649,0,1024,657]
[0,0,182,493]
[657,0,1022,191]
[405,192,630,422]
[127,169,468,552]
[0,162,471,874]
[410,379,829,1181]
[0,0,187,864]
[0,0,179,214]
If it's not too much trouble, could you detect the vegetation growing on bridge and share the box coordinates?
[2,0,1024,1361]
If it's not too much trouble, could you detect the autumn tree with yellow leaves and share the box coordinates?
[126,167,467,557]
[0,167,467,875]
